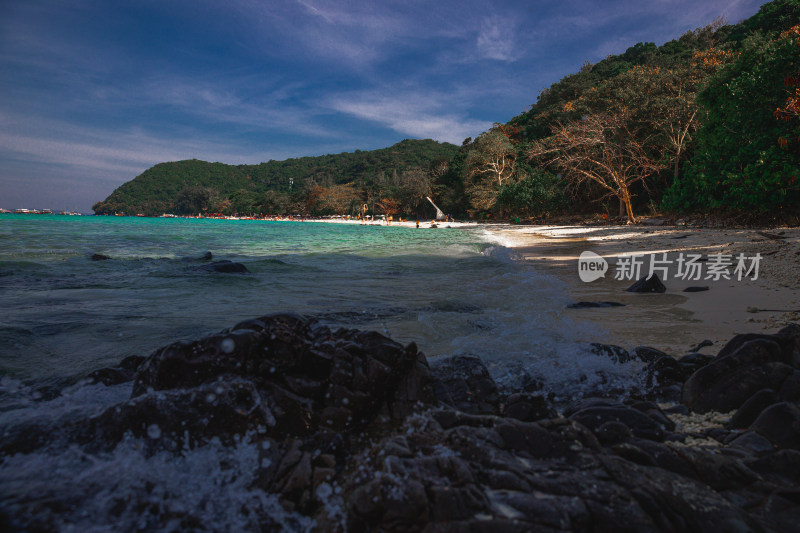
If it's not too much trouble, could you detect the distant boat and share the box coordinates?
[13,208,51,214]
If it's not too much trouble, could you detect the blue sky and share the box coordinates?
[0,0,765,212]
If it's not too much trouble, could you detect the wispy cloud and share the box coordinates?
[477,16,517,61]
[326,90,490,144]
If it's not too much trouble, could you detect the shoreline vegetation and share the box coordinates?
[88,1,800,226]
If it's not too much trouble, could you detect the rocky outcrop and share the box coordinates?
[682,327,800,414]
[4,317,800,532]
[338,410,796,533]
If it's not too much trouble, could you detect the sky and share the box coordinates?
[0,0,766,212]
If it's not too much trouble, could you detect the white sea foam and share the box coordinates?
[0,217,648,529]
[0,431,315,532]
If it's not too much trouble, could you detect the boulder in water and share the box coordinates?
[195,260,249,273]
[626,274,666,293]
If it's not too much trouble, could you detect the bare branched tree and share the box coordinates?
[528,111,666,223]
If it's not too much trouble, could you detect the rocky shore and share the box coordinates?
[2,313,799,531]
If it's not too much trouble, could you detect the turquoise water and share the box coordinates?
[0,214,630,390]
[0,214,643,531]
[0,215,563,382]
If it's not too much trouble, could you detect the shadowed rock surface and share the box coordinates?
[626,274,666,293]
[195,259,250,273]
[2,316,799,532]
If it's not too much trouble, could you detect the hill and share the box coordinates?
[92,139,458,216]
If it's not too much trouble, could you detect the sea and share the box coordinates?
[0,214,643,531]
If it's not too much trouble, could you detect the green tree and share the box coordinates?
[663,30,800,216]
[495,169,567,218]
[464,130,519,210]
[174,186,218,215]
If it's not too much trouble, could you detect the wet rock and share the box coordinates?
[728,431,775,456]
[119,354,146,371]
[196,260,249,273]
[728,389,780,429]
[337,411,764,533]
[750,402,800,450]
[715,329,800,365]
[778,371,800,401]
[429,355,500,415]
[595,421,632,445]
[645,355,687,386]
[501,393,554,422]
[132,314,435,437]
[569,403,666,442]
[567,301,626,309]
[90,253,110,261]
[632,346,669,364]
[590,343,632,364]
[87,378,274,450]
[180,251,213,262]
[86,367,135,386]
[678,352,713,369]
[682,338,798,413]
[683,286,709,292]
[626,274,666,293]
[688,339,713,352]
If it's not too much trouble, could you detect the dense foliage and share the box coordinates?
[92,139,458,217]
[95,1,800,223]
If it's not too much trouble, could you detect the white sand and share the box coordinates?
[309,215,800,354]
[487,223,800,355]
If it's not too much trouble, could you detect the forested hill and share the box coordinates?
[95,0,800,222]
[92,139,458,216]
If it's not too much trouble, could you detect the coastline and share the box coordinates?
[300,215,800,355]
[484,223,800,355]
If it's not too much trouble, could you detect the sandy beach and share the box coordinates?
[487,222,800,355]
[309,216,800,354]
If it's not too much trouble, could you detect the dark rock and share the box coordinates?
[337,411,764,533]
[715,330,800,366]
[778,370,800,401]
[626,273,666,293]
[86,367,134,386]
[196,260,249,273]
[679,352,713,368]
[688,339,713,352]
[589,343,632,364]
[750,402,800,450]
[632,346,669,364]
[90,253,110,261]
[180,251,213,262]
[567,301,626,309]
[501,393,555,422]
[569,403,666,441]
[9,318,800,532]
[595,421,632,445]
[119,354,146,371]
[683,286,710,292]
[646,355,687,385]
[728,431,775,456]
[682,338,797,413]
[662,404,689,415]
[429,355,500,415]
[628,400,676,432]
[746,449,800,484]
[728,389,780,429]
